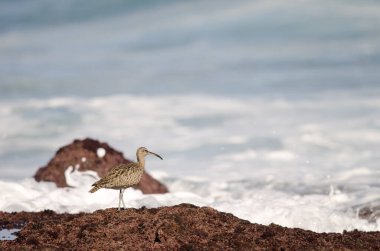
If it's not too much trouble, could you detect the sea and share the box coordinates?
[0,0,380,233]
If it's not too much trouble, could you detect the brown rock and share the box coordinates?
[358,205,380,223]
[1,204,380,250]
[34,138,168,194]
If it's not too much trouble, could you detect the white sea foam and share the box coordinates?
[0,94,380,233]
[0,169,379,233]
[96,148,106,158]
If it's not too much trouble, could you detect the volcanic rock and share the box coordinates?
[34,138,168,194]
[1,204,380,250]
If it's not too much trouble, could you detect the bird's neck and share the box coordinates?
[137,156,145,168]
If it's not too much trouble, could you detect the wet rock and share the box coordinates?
[1,204,380,250]
[34,138,168,194]
[358,205,380,223]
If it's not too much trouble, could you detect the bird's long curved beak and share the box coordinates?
[148,151,163,160]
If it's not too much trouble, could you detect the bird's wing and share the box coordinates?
[91,163,137,187]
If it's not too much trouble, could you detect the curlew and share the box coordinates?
[89,147,163,210]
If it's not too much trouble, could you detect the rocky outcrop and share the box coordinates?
[358,205,380,223]
[34,138,168,194]
[1,204,379,250]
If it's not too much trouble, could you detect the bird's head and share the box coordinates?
[136,147,163,161]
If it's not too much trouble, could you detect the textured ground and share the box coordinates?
[1,204,379,250]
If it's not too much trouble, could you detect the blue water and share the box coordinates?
[0,228,20,241]
[1,0,380,176]
[0,0,379,100]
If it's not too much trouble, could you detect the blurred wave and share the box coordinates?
[0,0,380,98]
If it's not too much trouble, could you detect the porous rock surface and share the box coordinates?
[34,138,168,194]
[1,204,380,250]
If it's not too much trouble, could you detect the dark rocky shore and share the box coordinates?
[1,204,380,250]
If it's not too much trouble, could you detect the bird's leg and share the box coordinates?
[118,189,122,211]
[121,189,126,209]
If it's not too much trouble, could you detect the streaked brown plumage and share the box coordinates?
[89,147,163,210]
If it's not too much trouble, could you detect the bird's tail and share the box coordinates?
[89,185,100,193]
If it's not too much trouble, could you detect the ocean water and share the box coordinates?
[1,0,380,233]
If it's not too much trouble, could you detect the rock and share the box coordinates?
[1,204,379,250]
[34,138,168,194]
[358,205,380,223]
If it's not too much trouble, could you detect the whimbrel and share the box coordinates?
[89,147,163,210]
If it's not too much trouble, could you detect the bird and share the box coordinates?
[89,147,163,210]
